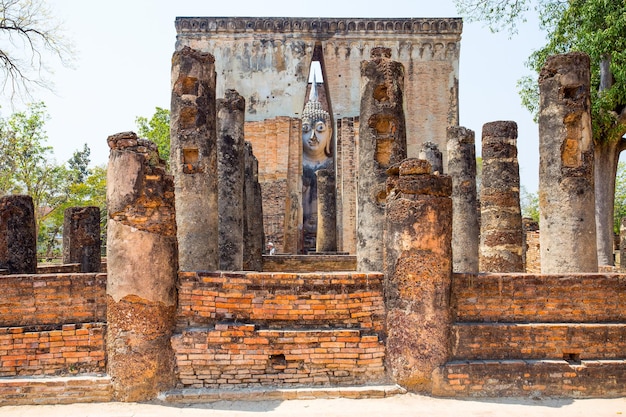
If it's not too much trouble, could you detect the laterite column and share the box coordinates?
[316,169,337,252]
[106,132,178,401]
[479,121,524,272]
[171,46,218,271]
[63,206,101,272]
[0,195,36,274]
[357,47,407,272]
[384,159,452,393]
[538,52,597,272]
[447,126,479,273]
[243,141,264,270]
[217,89,245,270]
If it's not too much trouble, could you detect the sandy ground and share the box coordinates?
[1,394,626,417]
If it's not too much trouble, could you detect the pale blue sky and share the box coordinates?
[20,0,546,192]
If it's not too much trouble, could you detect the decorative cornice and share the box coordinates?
[175,17,463,36]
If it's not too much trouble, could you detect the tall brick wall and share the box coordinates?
[245,117,298,251]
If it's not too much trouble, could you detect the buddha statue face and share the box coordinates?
[301,100,332,164]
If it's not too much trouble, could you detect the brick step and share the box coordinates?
[433,359,626,398]
[262,254,356,272]
[160,384,406,403]
[452,322,626,361]
[0,375,112,406]
[171,325,386,388]
[176,271,384,331]
[0,323,107,377]
[451,273,626,323]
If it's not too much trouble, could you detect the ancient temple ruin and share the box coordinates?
[0,17,625,406]
[175,17,461,253]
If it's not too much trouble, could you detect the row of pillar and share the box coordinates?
[102,46,599,401]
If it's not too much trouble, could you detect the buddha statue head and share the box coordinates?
[301,79,332,164]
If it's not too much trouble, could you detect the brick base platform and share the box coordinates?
[433,359,626,398]
[160,384,405,403]
[0,375,112,406]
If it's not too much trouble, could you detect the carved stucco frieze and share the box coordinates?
[176,17,462,36]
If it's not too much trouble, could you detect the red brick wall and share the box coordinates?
[0,273,107,327]
[0,323,106,377]
[451,273,626,323]
[176,271,384,332]
[172,323,385,388]
[452,322,626,360]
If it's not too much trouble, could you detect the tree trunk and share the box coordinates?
[595,138,625,266]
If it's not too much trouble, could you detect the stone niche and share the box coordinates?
[176,17,462,253]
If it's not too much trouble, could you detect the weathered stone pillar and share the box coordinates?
[447,126,479,273]
[538,52,597,273]
[106,132,177,401]
[357,47,407,272]
[283,118,303,254]
[336,117,359,254]
[384,159,452,393]
[479,121,524,272]
[62,206,101,272]
[419,141,444,174]
[243,141,264,270]
[170,46,218,271]
[621,217,626,272]
[0,195,36,274]
[217,89,245,271]
[316,169,337,252]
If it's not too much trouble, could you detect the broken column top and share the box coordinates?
[482,120,518,138]
[446,126,475,144]
[107,131,158,153]
[539,51,590,82]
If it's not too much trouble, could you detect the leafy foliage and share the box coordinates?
[136,107,170,165]
[0,102,106,258]
[521,185,540,222]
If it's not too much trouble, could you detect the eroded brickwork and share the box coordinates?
[451,273,626,323]
[0,323,106,377]
[172,270,386,389]
[0,273,106,327]
[172,325,385,388]
[176,271,384,331]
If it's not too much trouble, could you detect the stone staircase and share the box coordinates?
[433,273,626,398]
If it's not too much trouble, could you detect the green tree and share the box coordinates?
[456,0,626,265]
[38,162,107,259]
[521,186,540,222]
[136,107,170,165]
[0,0,74,101]
[0,102,66,233]
[0,103,106,258]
